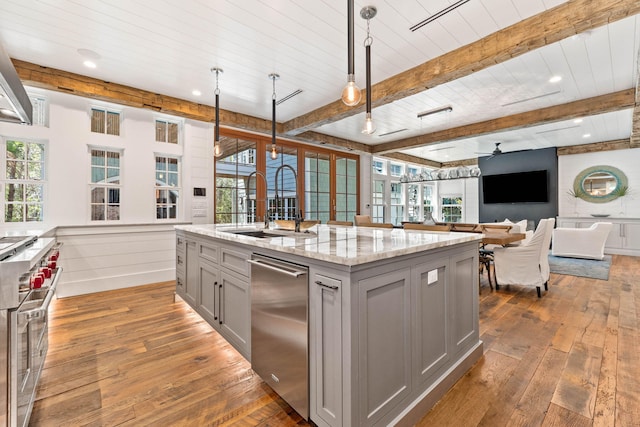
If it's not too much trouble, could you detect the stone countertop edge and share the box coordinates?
[175,224,483,267]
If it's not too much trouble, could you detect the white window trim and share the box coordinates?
[27,92,49,127]
[88,145,124,223]
[154,152,182,222]
[89,104,124,136]
[1,137,48,224]
[153,115,185,145]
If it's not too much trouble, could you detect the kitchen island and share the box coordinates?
[174,223,483,427]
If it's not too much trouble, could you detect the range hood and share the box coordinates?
[0,41,32,125]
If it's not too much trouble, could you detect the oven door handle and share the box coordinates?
[23,267,63,320]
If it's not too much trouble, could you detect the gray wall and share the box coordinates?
[478,147,558,229]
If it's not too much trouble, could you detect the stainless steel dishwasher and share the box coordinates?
[248,254,309,420]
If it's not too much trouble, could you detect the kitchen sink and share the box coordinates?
[224,230,283,238]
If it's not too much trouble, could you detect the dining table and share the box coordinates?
[481,232,526,246]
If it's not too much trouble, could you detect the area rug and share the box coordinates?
[548,252,612,280]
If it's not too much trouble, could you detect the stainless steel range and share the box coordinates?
[0,235,62,427]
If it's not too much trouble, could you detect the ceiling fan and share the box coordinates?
[476,142,504,159]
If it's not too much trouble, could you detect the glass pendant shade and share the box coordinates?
[362,112,376,134]
[341,75,361,106]
[270,144,278,160]
[214,142,223,157]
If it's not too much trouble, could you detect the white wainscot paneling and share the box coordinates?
[55,225,177,297]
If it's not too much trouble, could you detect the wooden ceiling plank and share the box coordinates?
[282,0,640,136]
[372,89,635,154]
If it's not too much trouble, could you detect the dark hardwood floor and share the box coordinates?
[31,255,639,426]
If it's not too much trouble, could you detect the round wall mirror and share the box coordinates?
[573,165,628,203]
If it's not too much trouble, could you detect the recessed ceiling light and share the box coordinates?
[549,75,562,83]
[573,118,583,124]
[192,90,202,96]
[583,133,591,138]
[83,60,97,68]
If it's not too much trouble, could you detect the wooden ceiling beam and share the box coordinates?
[13,59,356,150]
[381,152,442,169]
[372,89,635,155]
[556,139,631,155]
[295,131,373,154]
[282,0,640,136]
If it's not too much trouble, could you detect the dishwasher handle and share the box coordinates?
[248,258,307,278]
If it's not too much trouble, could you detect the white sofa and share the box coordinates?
[551,222,613,260]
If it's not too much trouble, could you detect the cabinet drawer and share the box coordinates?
[199,241,219,264]
[220,247,250,277]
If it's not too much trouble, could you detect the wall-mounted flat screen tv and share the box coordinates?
[482,169,548,204]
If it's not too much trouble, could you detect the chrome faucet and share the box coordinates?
[247,171,270,229]
[274,164,303,231]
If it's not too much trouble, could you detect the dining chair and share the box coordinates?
[354,215,373,225]
[492,218,555,298]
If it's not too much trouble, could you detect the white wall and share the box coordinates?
[558,148,640,218]
[0,88,214,296]
[0,88,214,228]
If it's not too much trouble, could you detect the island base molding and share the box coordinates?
[391,342,484,427]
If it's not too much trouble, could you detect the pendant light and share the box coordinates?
[341,0,361,106]
[269,73,280,160]
[211,67,224,157]
[361,6,376,135]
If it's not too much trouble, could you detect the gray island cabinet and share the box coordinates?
[175,224,484,427]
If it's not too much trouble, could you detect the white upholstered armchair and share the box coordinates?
[493,218,555,298]
[551,222,612,260]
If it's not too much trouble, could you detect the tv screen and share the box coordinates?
[482,170,548,204]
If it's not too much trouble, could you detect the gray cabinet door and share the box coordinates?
[198,259,220,326]
[412,257,450,385]
[220,270,250,359]
[183,239,198,307]
[357,269,412,426]
[449,248,479,355]
[310,273,342,427]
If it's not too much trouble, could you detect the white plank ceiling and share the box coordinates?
[0,0,637,163]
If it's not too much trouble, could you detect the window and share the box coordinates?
[214,130,359,225]
[441,195,463,223]
[268,146,298,221]
[155,119,179,144]
[335,156,357,222]
[390,182,404,226]
[91,107,120,135]
[155,155,180,219]
[372,159,385,175]
[90,149,121,221]
[371,180,385,223]
[305,152,330,223]
[423,184,436,220]
[4,140,45,222]
[29,94,48,127]
[389,163,403,177]
[215,136,257,224]
[407,184,420,222]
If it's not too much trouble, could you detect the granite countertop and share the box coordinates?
[176,223,483,266]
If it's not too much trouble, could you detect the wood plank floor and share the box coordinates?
[31,255,639,426]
